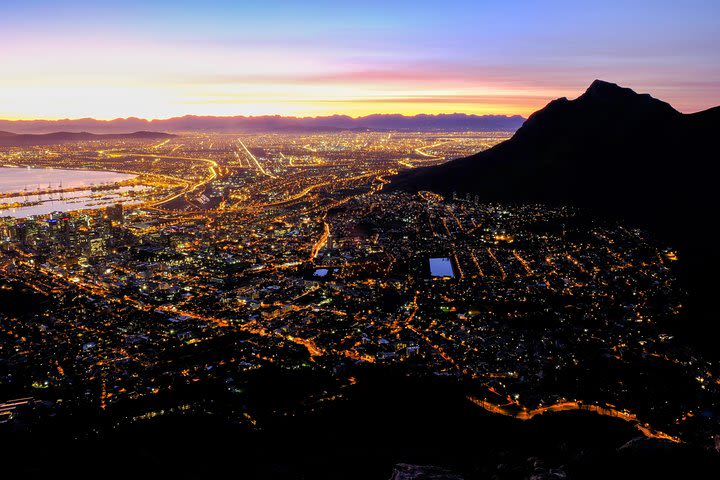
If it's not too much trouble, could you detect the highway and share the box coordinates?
[238,139,277,178]
[467,395,681,443]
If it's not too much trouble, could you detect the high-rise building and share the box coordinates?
[106,204,124,224]
[89,237,106,256]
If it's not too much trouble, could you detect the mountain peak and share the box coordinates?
[582,79,638,100]
[392,79,711,201]
[579,80,672,108]
[576,79,678,116]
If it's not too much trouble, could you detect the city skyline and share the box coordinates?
[2,0,719,120]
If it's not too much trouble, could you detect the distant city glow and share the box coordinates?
[1,0,719,119]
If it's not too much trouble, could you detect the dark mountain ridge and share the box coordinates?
[0,113,525,134]
[394,80,720,212]
[0,130,176,147]
[393,80,720,352]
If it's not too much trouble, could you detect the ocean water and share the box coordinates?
[0,167,141,217]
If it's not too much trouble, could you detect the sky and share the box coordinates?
[1,0,719,120]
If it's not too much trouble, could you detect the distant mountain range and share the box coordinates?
[0,130,176,147]
[393,80,720,351]
[0,113,525,134]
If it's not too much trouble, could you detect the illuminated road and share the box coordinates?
[413,140,452,159]
[238,139,277,178]
[467,395,681,443]
[125,154,220,209]
[310,220,330,260]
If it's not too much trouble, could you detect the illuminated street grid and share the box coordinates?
[0,131,717,446]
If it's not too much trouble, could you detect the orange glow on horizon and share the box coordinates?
[0,85,552,121]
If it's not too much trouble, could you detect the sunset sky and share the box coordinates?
[1,0,719,120]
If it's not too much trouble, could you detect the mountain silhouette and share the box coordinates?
[0,113,525,134]
[393,80,720,352]
[0,130,176,147]
[393,80,718,205]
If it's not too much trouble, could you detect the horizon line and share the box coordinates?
[0,112,528,123]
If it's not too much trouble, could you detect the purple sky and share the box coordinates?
[1,1,718,119]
